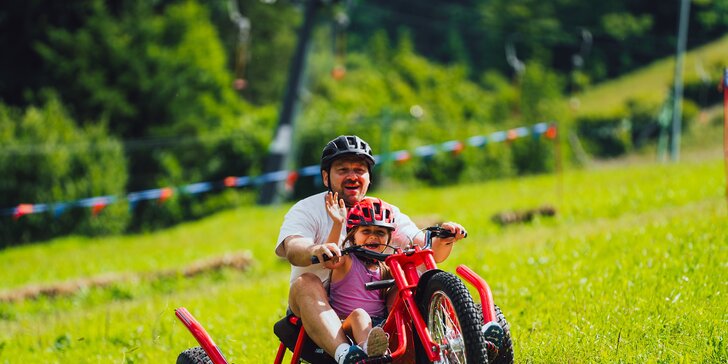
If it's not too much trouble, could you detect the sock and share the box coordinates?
[335,343,351,364]
[361,340,368,354]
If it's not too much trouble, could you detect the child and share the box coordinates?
[324,194,394,359]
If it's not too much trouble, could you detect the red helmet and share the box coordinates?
[346,198,396,232]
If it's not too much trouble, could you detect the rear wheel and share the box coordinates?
[415,271,488,363]
[177,346,212,364]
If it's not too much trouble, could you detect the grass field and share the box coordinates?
[1,35,727,363]
[0,138,726,363]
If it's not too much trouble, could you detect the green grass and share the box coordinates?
[0,141,726,363]
[0,205,286,291]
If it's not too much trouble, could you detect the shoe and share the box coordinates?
[482,321,504,361]
[365,326,389,357]
[342,344,368,364]
[481,322,504,348]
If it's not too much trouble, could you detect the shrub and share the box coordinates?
[511,136,556,175]
[575,109,632,158]
[460,142,515,182]
[413,152,466,186]
[625,95,664,148]
[0,97,128,246]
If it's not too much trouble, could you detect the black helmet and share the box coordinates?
[320,135,375,171]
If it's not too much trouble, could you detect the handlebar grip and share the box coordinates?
[440,230,456,238]
[310,246,362,264]
[365,279,396,291]
[311,255,334,264]
[427,226,468,239]
[312,250,342,264]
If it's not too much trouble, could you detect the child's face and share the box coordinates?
[354,226,391,252]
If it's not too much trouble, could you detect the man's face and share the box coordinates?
[322,157,370,207]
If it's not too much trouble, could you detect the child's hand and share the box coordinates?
[323,255,345,270]
[325,191,347,225]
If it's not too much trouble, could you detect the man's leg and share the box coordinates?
[288,273,348,356]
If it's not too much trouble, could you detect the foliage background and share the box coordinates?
[0,0,727,245]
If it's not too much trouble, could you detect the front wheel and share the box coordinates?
[177,346,212,364]
[415,271,488,363]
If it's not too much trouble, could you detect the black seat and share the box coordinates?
[273,313,338,364]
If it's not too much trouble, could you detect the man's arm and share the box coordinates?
[392,206,465,262]
[431,236,456,263]
[282,235,342,267]
[408,222,466,263]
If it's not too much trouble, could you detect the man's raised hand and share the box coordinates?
[325,191,347,225]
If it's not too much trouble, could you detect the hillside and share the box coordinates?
[575,34,728,115]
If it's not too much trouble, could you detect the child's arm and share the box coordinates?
[430,222,467,262]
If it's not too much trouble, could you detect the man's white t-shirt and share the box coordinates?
[275,191,421,284]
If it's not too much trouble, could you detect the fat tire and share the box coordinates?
[415,271,488,363]
[177,346,213,364]
[476,303,514,364]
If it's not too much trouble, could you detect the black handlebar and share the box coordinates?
[365,279,395,291]
[424,225,467,239]
[311,245,389,265]
[310,255,326,265]
[423,225,467,249]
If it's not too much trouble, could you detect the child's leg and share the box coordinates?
[341,308,373,345]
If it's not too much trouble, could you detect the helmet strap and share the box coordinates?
[322,170,333,193]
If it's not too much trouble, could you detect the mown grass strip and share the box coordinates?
[0,251,252,303]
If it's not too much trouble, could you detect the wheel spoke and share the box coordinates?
[428,291,466,363]
[418,272,489,364]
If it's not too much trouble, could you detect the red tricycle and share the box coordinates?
[175,226,513,363]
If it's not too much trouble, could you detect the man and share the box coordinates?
[275,135,467,364]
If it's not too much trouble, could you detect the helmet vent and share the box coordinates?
[320,135,375,171]
[345,197,396,232]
